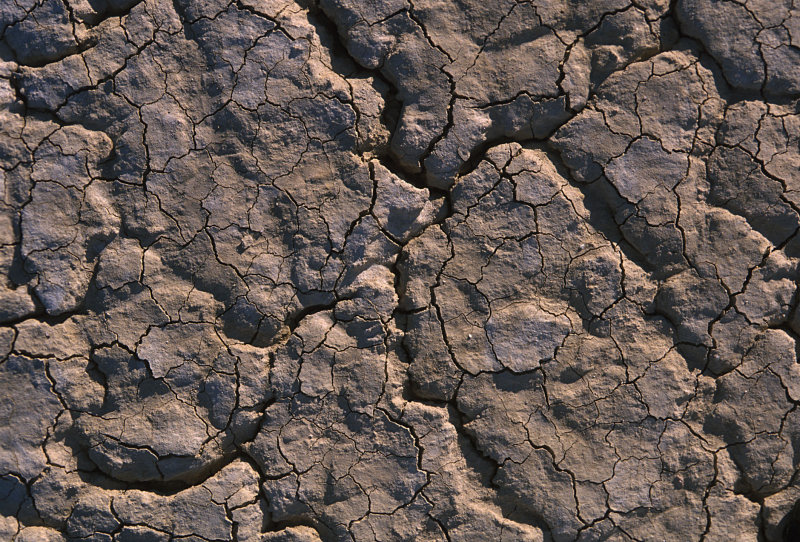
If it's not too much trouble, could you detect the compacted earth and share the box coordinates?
[0,0,799,540]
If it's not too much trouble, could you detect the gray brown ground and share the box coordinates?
[0,0,799,540]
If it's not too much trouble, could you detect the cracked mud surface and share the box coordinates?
[0,0,798,540]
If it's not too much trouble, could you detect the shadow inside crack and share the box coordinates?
[785,500,800,542]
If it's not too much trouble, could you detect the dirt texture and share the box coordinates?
[0,0,799,540]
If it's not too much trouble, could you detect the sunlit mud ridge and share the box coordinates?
[0,0,799,540]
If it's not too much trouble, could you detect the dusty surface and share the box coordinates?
[0,0,798,540]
